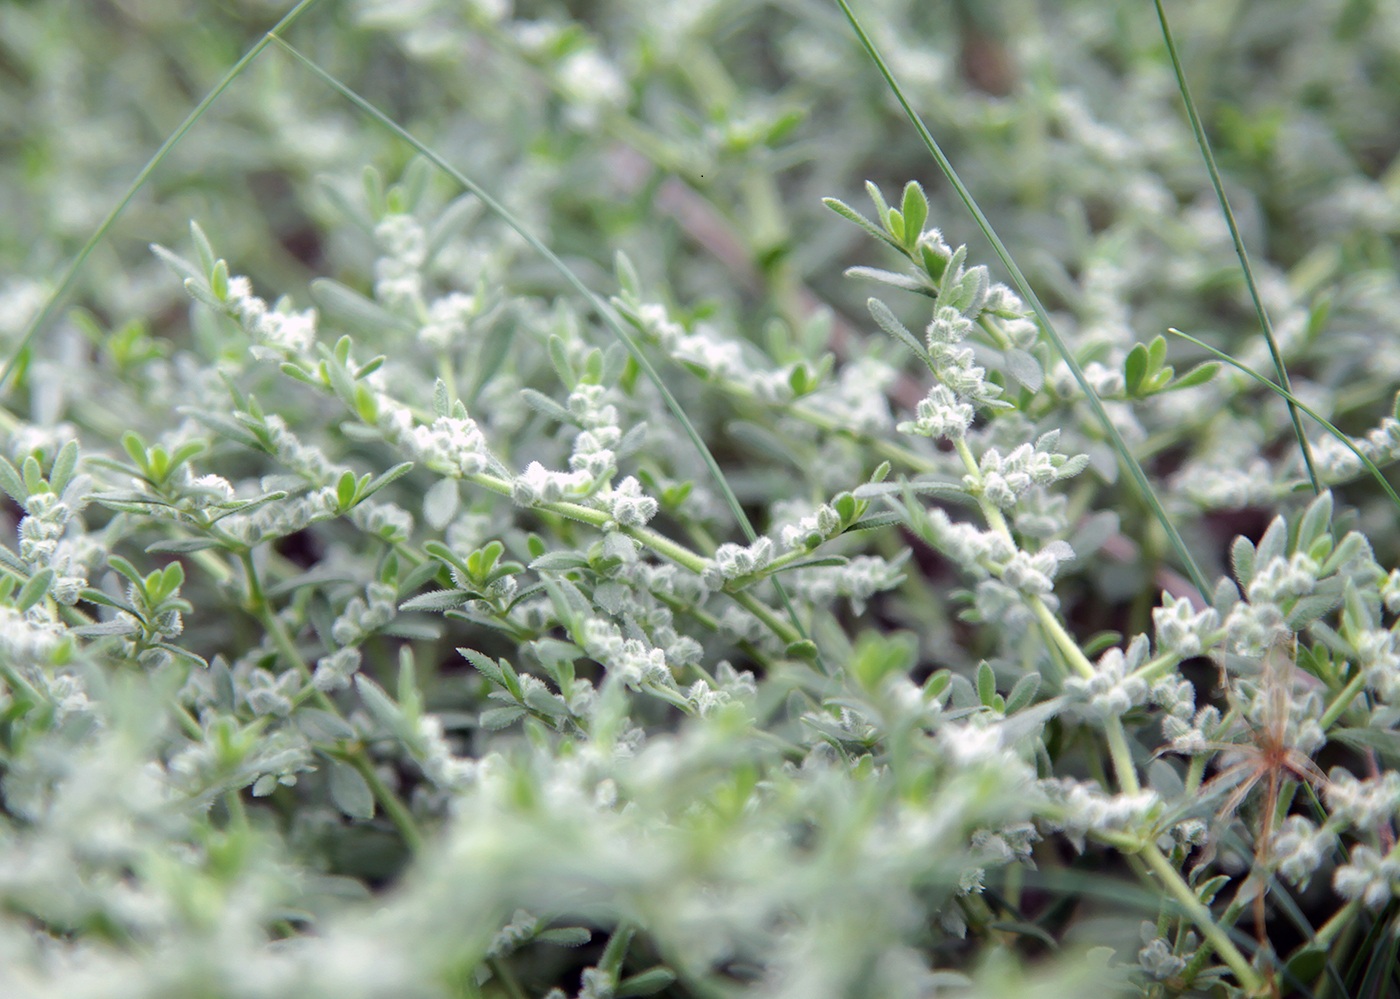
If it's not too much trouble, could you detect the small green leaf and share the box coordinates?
[521,387,577,426]
[976,661,997,707]
[1146,333,1167,374]
[336,470,358,511]
[458,647,509,689]
[480,705,527,729]
[843,265,935,296]
[1294,490,1334,550]
[617,968,678,997]
[15,568,53,612]
[1123,343,1148,396]
[0,456,26,503]
[866,298,930,366]
[49,440,79,496]
[327,759,375,820]
[1004,673,1041,714]
[537,927,592,947]
[354,675,410,740]
[548,334,575,389]
[900,180,928,246]
[822,197,898,249]
[1168,360,1221,390]
[210,259,230,302]
[400,589,474,612]
[360,462,414,500]
[615,250,641,301]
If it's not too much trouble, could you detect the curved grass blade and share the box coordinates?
[1152,0,1320,494]
[269,39,815,646]
[0,0,326,394]
[1168,328,1400,517]
[833,0,1211,601]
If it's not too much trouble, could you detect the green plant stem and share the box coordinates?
[1319,671,1368,732]
[1151,0,1319,493]
[1141,842,1266,995]
[463,470,806,643]
[833,0,1212,602]
[0,0,326,394]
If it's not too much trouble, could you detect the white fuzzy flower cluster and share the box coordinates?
[1048,360,1124,398]
[15,489,90,604]
[414,714,477,791]
[566,383,620,430]
[0,605,65,665]
[331,581,399,647]
[225,276,317,355]
[965,432,1090,509]
[1152,592,1220,658]
[1271,816,1336,888]
[262,414,337,482]
[373,213,426,308]
[820,357,897,435]
[1148,674,1197,732]
[924,303,1005,407]
[245,666,300,717]
[937,721,1031,779]
[312,647,363,692]
[513,460,581,505]
[1162,704,1222,755]
[1064,634,1151,722]
[601,476,657,528]
[579,618,671,688]
[1334,845,1400,909]
[1310,414,1400,481]
[1381,569,1400,613]
[779,503,841,552]
[788,554,908,614]
[1246,552,1321,604]
[1138,926,1188,982]
[1324,769,1400,829]
[701,537,775,589]
[999,541,1074,597]
[220,486,338,545]
[1223,600,1287,658]
[349,499,415,543]
[568,427,620,483]
[419,292,480,349]
[921,508,1015,576]
[1040,778,1159,852]
[410,414,493,477]
[1354,626,1400,702]
[1171,457,1278,510]
[556,48,627,127]
[898,384,974,441]
[634,301,810,409]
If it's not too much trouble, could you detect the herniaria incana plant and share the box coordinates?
[3,1,1400,997]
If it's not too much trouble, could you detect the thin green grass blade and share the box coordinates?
[833,0,1211,601]
[0,0,326,395]
[1152,0,1320,495]
[269,39,815,645]
[1168,328,1400,517]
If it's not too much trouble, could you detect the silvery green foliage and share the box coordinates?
[2,2,1400,997]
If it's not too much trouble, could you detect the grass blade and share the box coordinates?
[0,0,326,394]
[833,0,1211,601]
[269,38,814,646]
[1152,0,1320,494]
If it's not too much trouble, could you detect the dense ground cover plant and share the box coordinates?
[3,0,1400,996]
